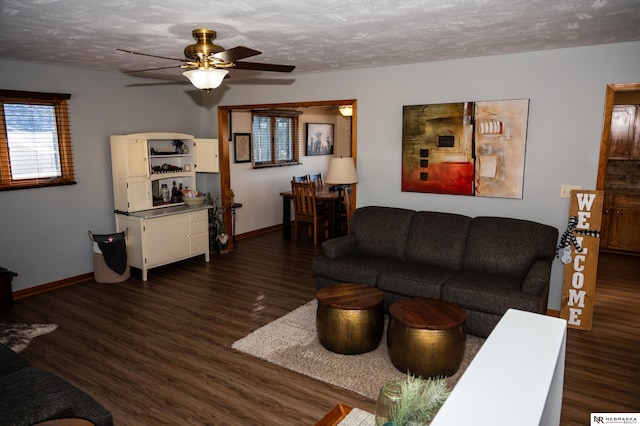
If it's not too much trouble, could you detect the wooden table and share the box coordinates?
[315,403,352,426]
[316,283,384,354]
[387,297,466,377]
[280,185,340,239]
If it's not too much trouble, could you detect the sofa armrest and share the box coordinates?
[522,258,552,295]
[320,235,357,258]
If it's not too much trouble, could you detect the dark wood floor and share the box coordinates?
[1,231,638,425]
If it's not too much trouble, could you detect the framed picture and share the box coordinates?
[306,123,334,156]
[234,133,251,163]
[401,99,529,199]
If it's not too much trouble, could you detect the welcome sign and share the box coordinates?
[560,189,604,331]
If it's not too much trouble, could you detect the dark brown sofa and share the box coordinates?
[312,206,558,337]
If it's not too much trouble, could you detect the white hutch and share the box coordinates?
[110,132,219,281]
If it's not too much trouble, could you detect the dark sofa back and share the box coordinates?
[351,206,415,261]
[462,216,558,279]
[405,211,473,270]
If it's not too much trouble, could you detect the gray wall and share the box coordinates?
[0,59,215,291]
[216,41,640,311]
[1,40,639,311]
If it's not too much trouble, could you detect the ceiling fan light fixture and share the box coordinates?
[183,68,229,92]
[338,105,353,117]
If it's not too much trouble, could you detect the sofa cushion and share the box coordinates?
[377,262,458,299]
[0,343,30,375]
[0,368,75,425]
[405,211,472,270]
[442,271,543,316]
[0,367,113,426]
[462,216,558,280]
[312,254,402,286]
[350,206,415,261]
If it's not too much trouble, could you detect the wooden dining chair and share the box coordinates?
[307,172,324,188]
[340,186,355,235]
[291,180,329,245]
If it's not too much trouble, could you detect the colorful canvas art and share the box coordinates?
[402,99,529,198]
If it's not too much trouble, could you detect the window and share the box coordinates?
[0,90,75,191]
[251,110,301,167]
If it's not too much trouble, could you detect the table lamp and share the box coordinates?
[325,156,359,235]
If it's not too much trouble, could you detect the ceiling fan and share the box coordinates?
[118,28,295,92]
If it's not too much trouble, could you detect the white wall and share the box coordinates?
[227,109,344,234]
[214,41,640,311]
[2,41,639,311]
[0,59,213,292]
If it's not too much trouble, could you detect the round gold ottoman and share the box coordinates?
[387,298,466,377]
[316,283,384,355]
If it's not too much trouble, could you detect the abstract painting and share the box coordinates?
[402,99,529,198]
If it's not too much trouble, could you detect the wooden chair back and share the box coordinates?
[344,188,353,234]
[292,175,308,183]
[291,180,328,245]
[307,172,324,188]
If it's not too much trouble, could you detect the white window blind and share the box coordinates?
[0,90,75,190]
[251,110,300,167]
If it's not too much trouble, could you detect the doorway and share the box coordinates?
[596,82,640,253]
[216,100,357,246]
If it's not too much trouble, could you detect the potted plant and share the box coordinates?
[207,194,230,254]
[375,374,450,426]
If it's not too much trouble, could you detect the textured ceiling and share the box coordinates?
[1,0,639,82]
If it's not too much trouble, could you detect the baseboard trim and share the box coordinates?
[13,273,94,300]
[236,224,282,241]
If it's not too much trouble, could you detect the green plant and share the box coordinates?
[207,193,227,234]
[391,374,450,425]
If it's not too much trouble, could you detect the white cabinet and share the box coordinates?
[110,132,217,281]
[115,208,210,281]
[110,132,219,212]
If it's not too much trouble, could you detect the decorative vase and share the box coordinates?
[375,381,402,426]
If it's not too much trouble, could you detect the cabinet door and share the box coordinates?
[610,197,640,252]
[127,178,152,212]
[127,139,149,177]
[144,215,189,267]
[633,107,640,159]
[600,198,613,249]
[194,138,219,172]
[608,106,636,159]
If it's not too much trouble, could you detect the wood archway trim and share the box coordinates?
[216,99,357,247]
[596,82,640,190]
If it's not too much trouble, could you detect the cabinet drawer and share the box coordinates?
[189,211,208,223]
[614,196,640,209]
[189,220,209,235]
[190,232,209,254]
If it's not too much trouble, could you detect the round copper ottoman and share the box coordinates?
[316,283,384,355]
[387,298,466,377]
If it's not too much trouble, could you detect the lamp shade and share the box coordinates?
[338,105,353,117]
[325,157,359,185]
[183,69,229,91]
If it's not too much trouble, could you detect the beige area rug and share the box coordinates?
[232,300,483,400]
[0,323,58,352]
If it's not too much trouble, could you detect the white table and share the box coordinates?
[431,309,567,426]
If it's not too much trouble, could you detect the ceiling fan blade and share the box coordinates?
[124,65,183,74]
[234,61,296,73]
[117,48,187,63]
[212,46,261,63]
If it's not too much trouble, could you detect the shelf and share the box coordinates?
[149,171,194,180]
